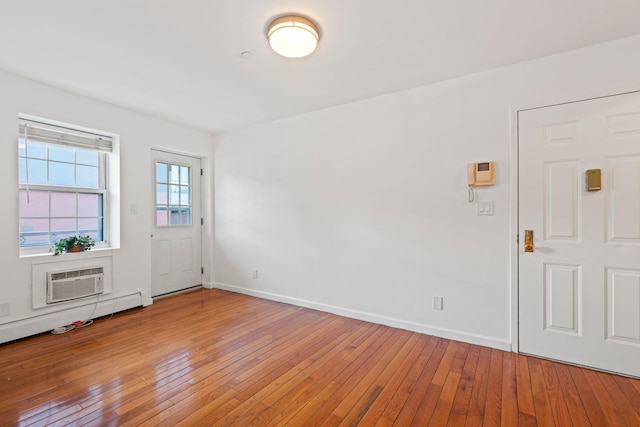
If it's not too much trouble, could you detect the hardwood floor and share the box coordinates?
[1,289,639,426]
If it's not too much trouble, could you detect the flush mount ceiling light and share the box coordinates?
[267,15,319,58]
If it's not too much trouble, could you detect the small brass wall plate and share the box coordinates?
[524,229,534,252]
[586,169,601,191]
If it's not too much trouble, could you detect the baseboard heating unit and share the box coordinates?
[47,266,104,304]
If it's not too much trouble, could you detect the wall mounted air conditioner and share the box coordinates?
[47,266,104,304]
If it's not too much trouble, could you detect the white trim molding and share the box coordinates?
[213,282,512,352]
[0,292,145,344]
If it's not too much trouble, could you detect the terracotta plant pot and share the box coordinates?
[66,244,85,253]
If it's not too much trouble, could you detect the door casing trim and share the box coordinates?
[509,86,640,353]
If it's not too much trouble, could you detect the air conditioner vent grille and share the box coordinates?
[50,267,104,281]
[47,266,104,304]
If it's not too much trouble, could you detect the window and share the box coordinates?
[155,162,192,226]
[18,117,112,249]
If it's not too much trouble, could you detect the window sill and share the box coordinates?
[20,245,116,259]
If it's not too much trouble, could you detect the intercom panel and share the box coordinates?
[468,161,496,186]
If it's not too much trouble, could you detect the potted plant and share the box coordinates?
[52,235,96,256]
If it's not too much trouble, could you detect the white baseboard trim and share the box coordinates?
[0,292,145,345]
[213,282,511,352]
[202,281,215,289]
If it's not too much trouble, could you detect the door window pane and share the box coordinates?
[156,207,168,226]
[180,207,191,225]
[155,161,191,227]
[156,184,168,205]
[180,186,190,205]
[169,206,181,225]
[169,185,180,204]
[169,164,180,184]
[156,163,167,182]
[180,166,190,185]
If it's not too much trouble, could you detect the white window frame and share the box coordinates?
[18,114,119,257]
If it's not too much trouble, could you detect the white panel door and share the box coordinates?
[151,150,202,297]
[519,91,640,377]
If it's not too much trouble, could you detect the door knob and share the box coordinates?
[524,230,534,252]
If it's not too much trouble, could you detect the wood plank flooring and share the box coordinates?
[0,288,638,426]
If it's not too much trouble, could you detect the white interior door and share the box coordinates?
[519,91,640,378]
[151,150,202,297]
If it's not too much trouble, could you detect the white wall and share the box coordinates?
[213,35,640,350]
[0,70,214,343]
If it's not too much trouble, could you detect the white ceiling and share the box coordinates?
[1,1,639,134]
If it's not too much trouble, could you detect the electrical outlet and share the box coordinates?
[251,269,258,279]
[432,296,443,311]
[0,302,9,317]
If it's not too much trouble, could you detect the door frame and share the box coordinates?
[509,86,640,353]
[150,147,204,297]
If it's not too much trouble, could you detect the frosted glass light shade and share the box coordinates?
[268,15,319,58]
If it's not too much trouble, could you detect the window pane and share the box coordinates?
[27,141,46,159]
[51,218,76,238]
[76,165,99,188]
[180,186,190,205]
[156,207,168,226]
[156,163,167,183]
[169,164,180,184]
[97,194,103,217]
[49,145,74,163]
[156,184,168,205]
[180,166,190,185]
[169,206,180,225]
[76,150,98,166]
[82,229,101,241]
[49,162,74,186]
[27,159,47,184]
[20,218,50,246]
[78,218,101,237]
[169,185,180,204]
[51,192,76,217]
[78,193,99,217]
[19,190,49,217]
[18,158,27,183]
[180,207,191,225]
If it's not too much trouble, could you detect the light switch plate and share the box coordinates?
[476,201,494,216]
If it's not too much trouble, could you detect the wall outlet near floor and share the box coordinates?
[432,296,443,311]
[0,302,9,317]
[251,269,258,279]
